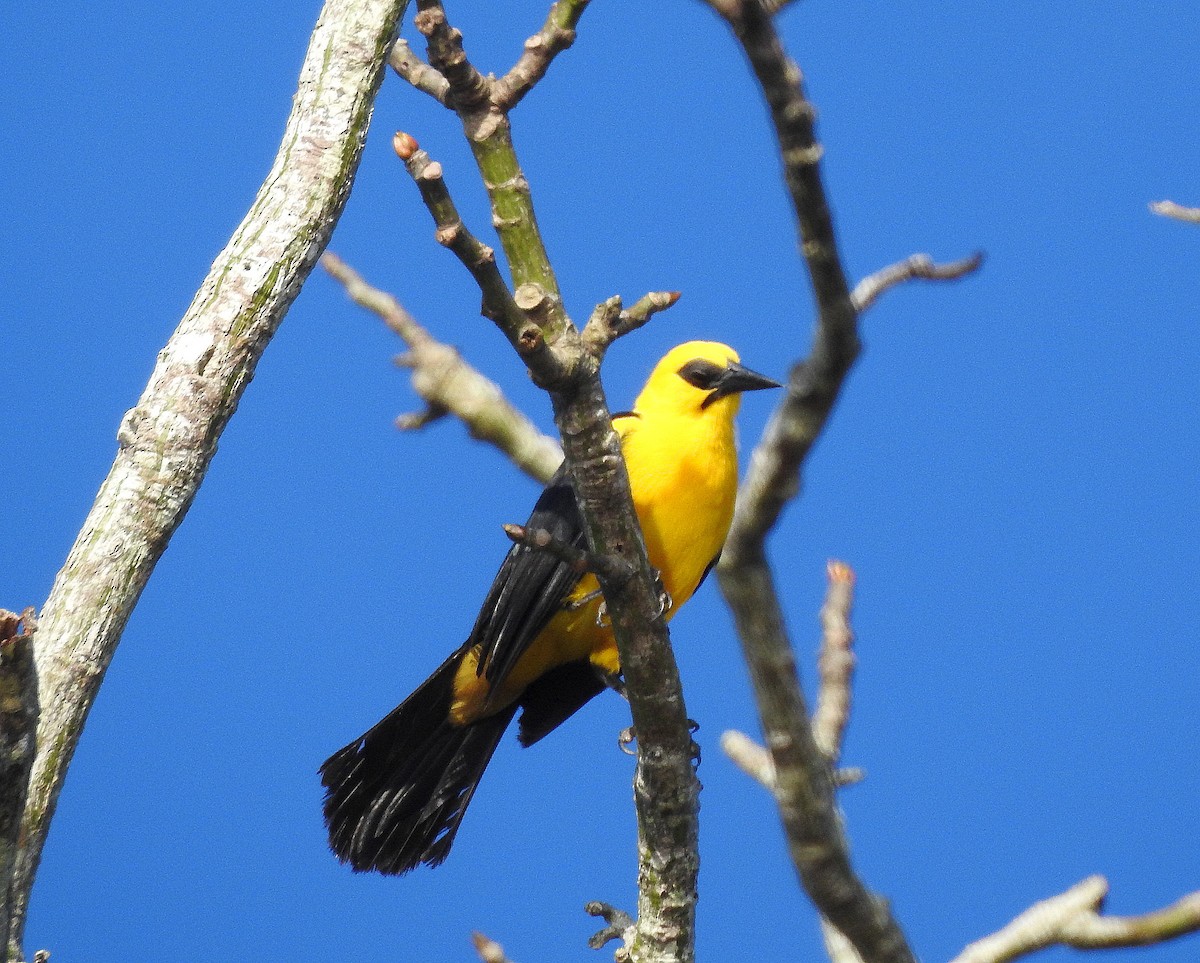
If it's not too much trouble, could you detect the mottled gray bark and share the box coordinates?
[5,1,407,956]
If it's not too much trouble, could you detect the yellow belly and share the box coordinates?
[450,412,737,725]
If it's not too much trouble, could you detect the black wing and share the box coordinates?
[468,462,588,692]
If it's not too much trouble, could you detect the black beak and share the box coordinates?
[703,361,783,407]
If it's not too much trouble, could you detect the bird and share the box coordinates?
[320,340,780,874]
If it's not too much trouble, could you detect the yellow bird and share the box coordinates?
[321,341,780,874]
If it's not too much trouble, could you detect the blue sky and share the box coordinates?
[4,1,1198,961]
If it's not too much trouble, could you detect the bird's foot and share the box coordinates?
[650,566,673,618]
[598,669,627,700]
[615,722,701,763]
[566,587,604,612]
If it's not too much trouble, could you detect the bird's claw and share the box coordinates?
[567,587,604,612]
[650,566,673,618]
[599,670,627,700]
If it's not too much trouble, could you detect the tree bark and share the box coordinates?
[5,1,407,956]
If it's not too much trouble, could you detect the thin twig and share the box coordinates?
[1149,200,1200,224]
[392,134,575,388]
[414,0,567,325]
[4,2,407,956]
[951,876,1200,963]
[811,560,855,763]
[851,252,984,314]
[472,931,516,963]
[587,900,637,958]
[493,0,593,111]
[388,37,450,104]
[321,251,562,483]
[720,729,774,788]
[393,135,531,337]
[581,291,681,357]
[503,523,633,587]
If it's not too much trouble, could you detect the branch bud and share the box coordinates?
[393,131,420,161]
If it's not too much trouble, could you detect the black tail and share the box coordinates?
[320,652,516,875]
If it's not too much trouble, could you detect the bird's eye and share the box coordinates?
[677,359,724,390]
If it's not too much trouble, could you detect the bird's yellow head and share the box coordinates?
[633,341,781,419]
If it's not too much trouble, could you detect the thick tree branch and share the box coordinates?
[721,562,865,963]
[707,4,915,963]
[951,876,1200,963]
[548,368,701,963]
[705,0,857,389]
[389,8,700,957]
[321,252,562,483]
[1149,199,1200,223]
[0,611,37,962]
[3,1,407,956]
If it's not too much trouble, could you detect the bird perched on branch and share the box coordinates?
[321,341,780,874]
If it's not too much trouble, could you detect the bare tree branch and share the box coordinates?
[706,3,916,963]
[472,931,517,963]
[321,252,562,483]
[720,562,865,963]
[587,900,637,957]
[414,1,569,333]
[548,367,701,963]
[951,876,1200,963]
[704,0,857,389]
[582,291,682,357]
[821,917,867,963]
[393,6,701,958]
[720,730,775,788]
[388,37,450,104]
[812,560,855,762]
[723,728,865,793]
[1149,199,1200,223]
[502,524,634,588]
[3,0,408,955]
[0,610,37,961]
[492,0,592,111]
[393,134,533,338]
[851,252,984,315]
